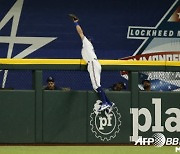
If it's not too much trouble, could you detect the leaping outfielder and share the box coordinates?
[69,14,114,111]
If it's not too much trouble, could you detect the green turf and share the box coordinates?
[0,146,176,154]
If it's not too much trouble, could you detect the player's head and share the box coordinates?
[46,76,55,90]
[142,79,151,91]
[112,82,126,91]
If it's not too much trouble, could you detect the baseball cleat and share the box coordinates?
[68,14,79,22]
[111,102,115,107]
[98,103,111,112]
[106,102,115,113]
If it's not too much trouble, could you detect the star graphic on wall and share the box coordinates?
[168,85,171,90]
[0,0,57,88]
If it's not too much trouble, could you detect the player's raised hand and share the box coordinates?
[68,14,79,22]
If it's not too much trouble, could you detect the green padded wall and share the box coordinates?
[0,90,35,143]
[43,91,87,143]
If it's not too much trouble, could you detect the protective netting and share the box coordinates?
[0,70,127,90]
[0,70,32,90]
[43,70,128,91]
[1,69,179,91]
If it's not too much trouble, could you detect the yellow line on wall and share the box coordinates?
[0,58,180,66]
[0,59,82,65]
[98,60,166,66]
[166,61,180,66]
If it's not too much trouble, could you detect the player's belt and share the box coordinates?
[88,58,97,63]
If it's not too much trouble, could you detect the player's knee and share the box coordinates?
[93,85,98,92]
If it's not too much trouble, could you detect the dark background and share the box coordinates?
[0,0,174,59]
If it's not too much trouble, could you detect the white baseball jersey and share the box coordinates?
[81,36,97,62]
[81,36,101,90]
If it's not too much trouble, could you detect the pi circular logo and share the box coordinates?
[90,100,121,141]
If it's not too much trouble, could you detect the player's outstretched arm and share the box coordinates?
[69,14,84,40]
[75,23,84,40]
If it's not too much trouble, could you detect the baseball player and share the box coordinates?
[69,14,113,111]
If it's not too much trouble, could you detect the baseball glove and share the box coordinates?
[68,14,79,21]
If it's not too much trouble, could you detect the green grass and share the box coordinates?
[0,146,176,154]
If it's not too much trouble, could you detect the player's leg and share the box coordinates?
[88,60,113,109]
[88,62,108,111]
[87,60,102,91]
[93,60,112,105]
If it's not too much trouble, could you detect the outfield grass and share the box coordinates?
[0,146,176,154]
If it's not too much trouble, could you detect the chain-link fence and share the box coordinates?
[1,69,179,91]
[42,70,128,91]
[0,69,128,91]
[0,70,32,90]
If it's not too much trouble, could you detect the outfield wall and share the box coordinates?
[0,59,179,144]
